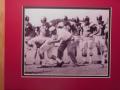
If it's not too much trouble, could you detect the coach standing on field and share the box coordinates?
[49,21,79,67]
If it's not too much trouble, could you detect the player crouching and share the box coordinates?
[38,26,58,67]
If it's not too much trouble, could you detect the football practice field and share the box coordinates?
[24,45,109,77]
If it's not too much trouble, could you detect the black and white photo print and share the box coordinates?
[22,7,111,77]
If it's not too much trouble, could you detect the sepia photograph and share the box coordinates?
[22,7,111,77]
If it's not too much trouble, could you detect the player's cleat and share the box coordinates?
[105,59,108,63]
[55,61,64,67]
[73,63,80,67]
[83,61,89,64]
[40,61,42,65]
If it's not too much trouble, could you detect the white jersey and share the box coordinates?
[57,28,72,41]
[28,35,48,45]
[82,23,91,37]
[82,22,95,37]
[40,25,47,36]
[39,35,56,54]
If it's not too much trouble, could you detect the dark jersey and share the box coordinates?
[89,25,97,34]
[101,24,106,36]
[25,22,36,37]
[69,21,78,35]
[76,22,82,35]
[97,21,106,36]
[41,22,51,37]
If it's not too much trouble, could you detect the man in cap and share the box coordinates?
[63,16,71,32]
[49,22,79,67]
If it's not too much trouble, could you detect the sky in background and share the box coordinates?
[25,8,110,26]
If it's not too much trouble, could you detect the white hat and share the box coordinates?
[49,26,56,32]
[57,22,64,27]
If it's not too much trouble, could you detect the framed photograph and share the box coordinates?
[23,7,111,77]
[5,0,120,90]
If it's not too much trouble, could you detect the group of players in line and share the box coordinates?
[24,15,109,68]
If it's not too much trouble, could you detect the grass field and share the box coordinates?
[23,41,109,77]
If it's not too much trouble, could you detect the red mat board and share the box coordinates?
[5,0,120,90]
